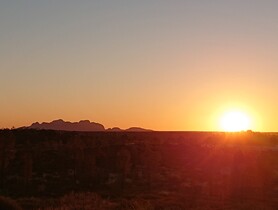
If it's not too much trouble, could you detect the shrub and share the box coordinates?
[115,198,154,210]
[0,196,22,210]
[38,192,108,210]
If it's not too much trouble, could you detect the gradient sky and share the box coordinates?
[1,0,278,131]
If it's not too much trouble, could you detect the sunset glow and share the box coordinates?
[220,111,251,132]
[1,1,278,209]
[1,1,278,131]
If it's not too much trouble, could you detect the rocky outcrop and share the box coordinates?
[29,119,105,131]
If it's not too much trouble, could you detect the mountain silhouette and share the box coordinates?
[28,120,151,132]
[106,127,123,132]
[29,119,105,131]
[125,127,152,132]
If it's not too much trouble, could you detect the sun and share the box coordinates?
[220,111,251,132]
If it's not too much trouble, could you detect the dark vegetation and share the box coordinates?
[0,196,22,210]
[0,129,278,209]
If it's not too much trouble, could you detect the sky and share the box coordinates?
[1,0,278,131]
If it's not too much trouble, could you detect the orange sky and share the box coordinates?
[1,1,278,131]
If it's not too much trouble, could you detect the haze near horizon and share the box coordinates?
[1,1,278,131]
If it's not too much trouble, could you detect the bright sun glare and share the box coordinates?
[220,111,251,132]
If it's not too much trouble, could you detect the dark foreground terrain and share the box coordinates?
[0,129,278,209]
